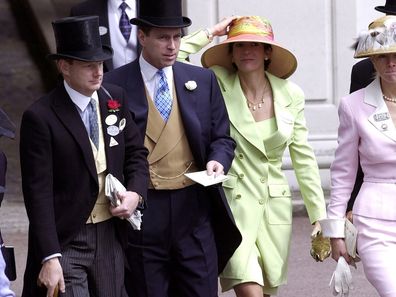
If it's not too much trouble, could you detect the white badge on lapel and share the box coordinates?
[107,125,120,136]
[109,137,119,147]
[99,26,108,36]
[105,114,117,126]
[119,118,126,131]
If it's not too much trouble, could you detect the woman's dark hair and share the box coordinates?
[229,43,272,71]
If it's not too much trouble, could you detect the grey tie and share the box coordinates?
[89,98,99,148]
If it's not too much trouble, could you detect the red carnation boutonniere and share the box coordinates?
[107,99,121,112]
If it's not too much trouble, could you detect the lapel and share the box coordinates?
[50,84,98,181]
[97,86,115,166]
[265,73,294,151]
[172,62,205,160]
[223,72,267,156]
[223,72,294,155]
[365,78,396,142]
[125,61,150,134]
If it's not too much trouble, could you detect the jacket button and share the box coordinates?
[238,153,244,159]
[239,173,244,179]
[260,177,266,183]
[259,199,264,205]
[235,194,241,199]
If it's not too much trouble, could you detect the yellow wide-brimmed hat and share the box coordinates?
[201,16,297,79]
[355,15,396,58]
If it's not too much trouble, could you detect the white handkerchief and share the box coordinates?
[105,174,142,230]
[184,170,229,187]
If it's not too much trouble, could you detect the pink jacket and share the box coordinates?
[328,78,396,221]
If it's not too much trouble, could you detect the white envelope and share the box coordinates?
[345,219,358,259]
[184,170,229,187]
[105,173,142,230]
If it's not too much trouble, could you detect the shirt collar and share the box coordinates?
[139,55,173,83]
[64,81,98,112]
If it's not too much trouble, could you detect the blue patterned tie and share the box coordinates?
[89,98,99,149]
[155,70,172,121]
[119,1,131,42]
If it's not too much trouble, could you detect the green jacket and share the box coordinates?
[179,31,326,286]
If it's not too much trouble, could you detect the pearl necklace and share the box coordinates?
[383,94,396,103]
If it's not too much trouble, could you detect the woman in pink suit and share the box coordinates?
[327,15,396,297]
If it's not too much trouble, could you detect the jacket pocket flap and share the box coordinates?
[268,184,291,197]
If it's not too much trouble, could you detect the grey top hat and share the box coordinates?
[48,16,113,62]
[130,0,191,28]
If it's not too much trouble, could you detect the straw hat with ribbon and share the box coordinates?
[355,15,396,58]
[201,16,297,79]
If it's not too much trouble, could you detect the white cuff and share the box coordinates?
[320,218,345,238]
[42,253,62,264]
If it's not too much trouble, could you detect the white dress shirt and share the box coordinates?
[139,55,174,102]
[108,0,138,69]
[64,81,99,136]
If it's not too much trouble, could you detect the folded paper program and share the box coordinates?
[184,170,229,187]
[105,174,142,230]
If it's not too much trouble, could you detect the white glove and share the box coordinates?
[329,256,353,297]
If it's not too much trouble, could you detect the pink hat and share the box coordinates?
[201,16,297,79]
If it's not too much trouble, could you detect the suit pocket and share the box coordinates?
[267,184,292,225]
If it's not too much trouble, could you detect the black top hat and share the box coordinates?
[130,0,191,28]
[376,0,396,14]
[48,16,113,62]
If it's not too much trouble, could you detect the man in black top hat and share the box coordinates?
[105,0,241,296]
[347,0,396,216]
[20,15,149,297]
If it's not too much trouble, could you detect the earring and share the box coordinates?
[264,57,269,61]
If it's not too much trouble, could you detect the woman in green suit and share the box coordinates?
[179,16,327,296]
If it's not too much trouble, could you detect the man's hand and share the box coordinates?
[110,191,140,219]
[206,160,224,178]
[38,257,65,297]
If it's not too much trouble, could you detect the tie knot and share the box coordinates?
[120,1,128,11]
[157,69,166,79]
